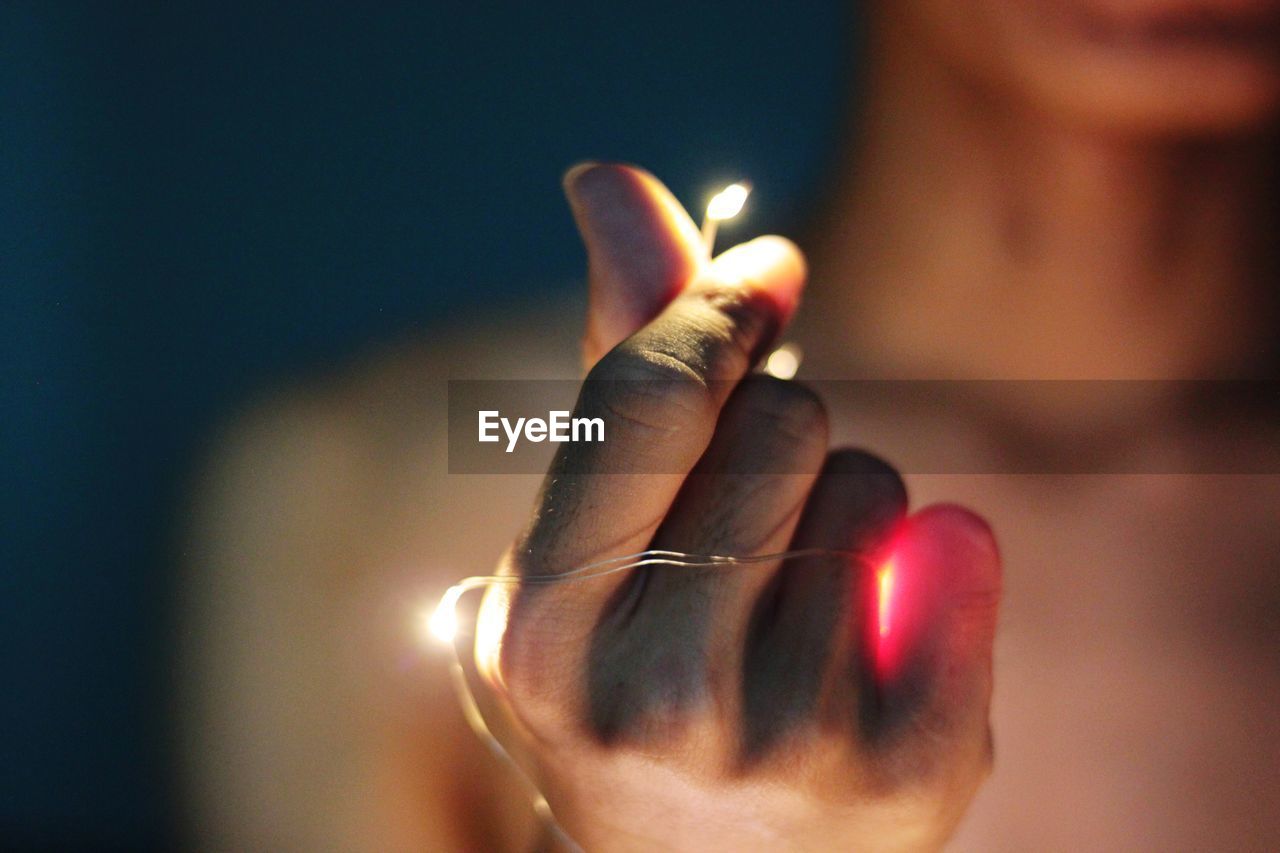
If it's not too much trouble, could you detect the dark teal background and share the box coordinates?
[1,1,854,844]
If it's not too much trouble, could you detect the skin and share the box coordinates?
[178,0,1280,849]
[480,184,1001,849]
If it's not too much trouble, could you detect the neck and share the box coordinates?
[806,20,1279,380]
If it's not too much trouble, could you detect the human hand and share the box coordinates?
[478,164,1001,851]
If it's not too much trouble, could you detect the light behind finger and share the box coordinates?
[861,503,1001,823]
[740,449,908,761]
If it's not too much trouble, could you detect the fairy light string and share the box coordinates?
[425,546,885,851]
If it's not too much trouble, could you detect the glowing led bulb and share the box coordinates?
[762,343,802,380]
[428,605,455,643]
[706,182,750,221]
[701,181,751,254]
[425,586,465,645]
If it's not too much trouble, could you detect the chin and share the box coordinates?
[899,0,1280,136]
[1016,2,1280,135]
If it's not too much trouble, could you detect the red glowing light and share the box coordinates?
[877,560,894,639]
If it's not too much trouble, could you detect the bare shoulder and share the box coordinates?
[185,297,582,602]
[178,296,580,850]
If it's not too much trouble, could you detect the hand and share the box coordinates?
[477,164,1001,851]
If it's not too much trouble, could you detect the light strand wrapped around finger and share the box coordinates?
[422,546,893,852]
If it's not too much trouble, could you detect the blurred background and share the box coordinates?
[1,1,855,846]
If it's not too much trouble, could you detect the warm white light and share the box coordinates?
[705,182,751,222]
[763,343,802,380]
[424,586,464,645]
[428,604,455,643]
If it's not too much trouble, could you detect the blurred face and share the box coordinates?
[887,0,1280,135]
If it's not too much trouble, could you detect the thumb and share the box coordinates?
[563,162,705,368]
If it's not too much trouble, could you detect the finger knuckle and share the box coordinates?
[681,286,776,376]
[583,345,719,439]
[822,447,909,516]
[735,377,829,452]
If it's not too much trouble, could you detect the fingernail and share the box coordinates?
[562,160,601,199]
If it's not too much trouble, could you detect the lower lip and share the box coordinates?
[1048,0,1280,52]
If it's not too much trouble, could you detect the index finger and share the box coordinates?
[491,236,805,704]
[503,236,806,627]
